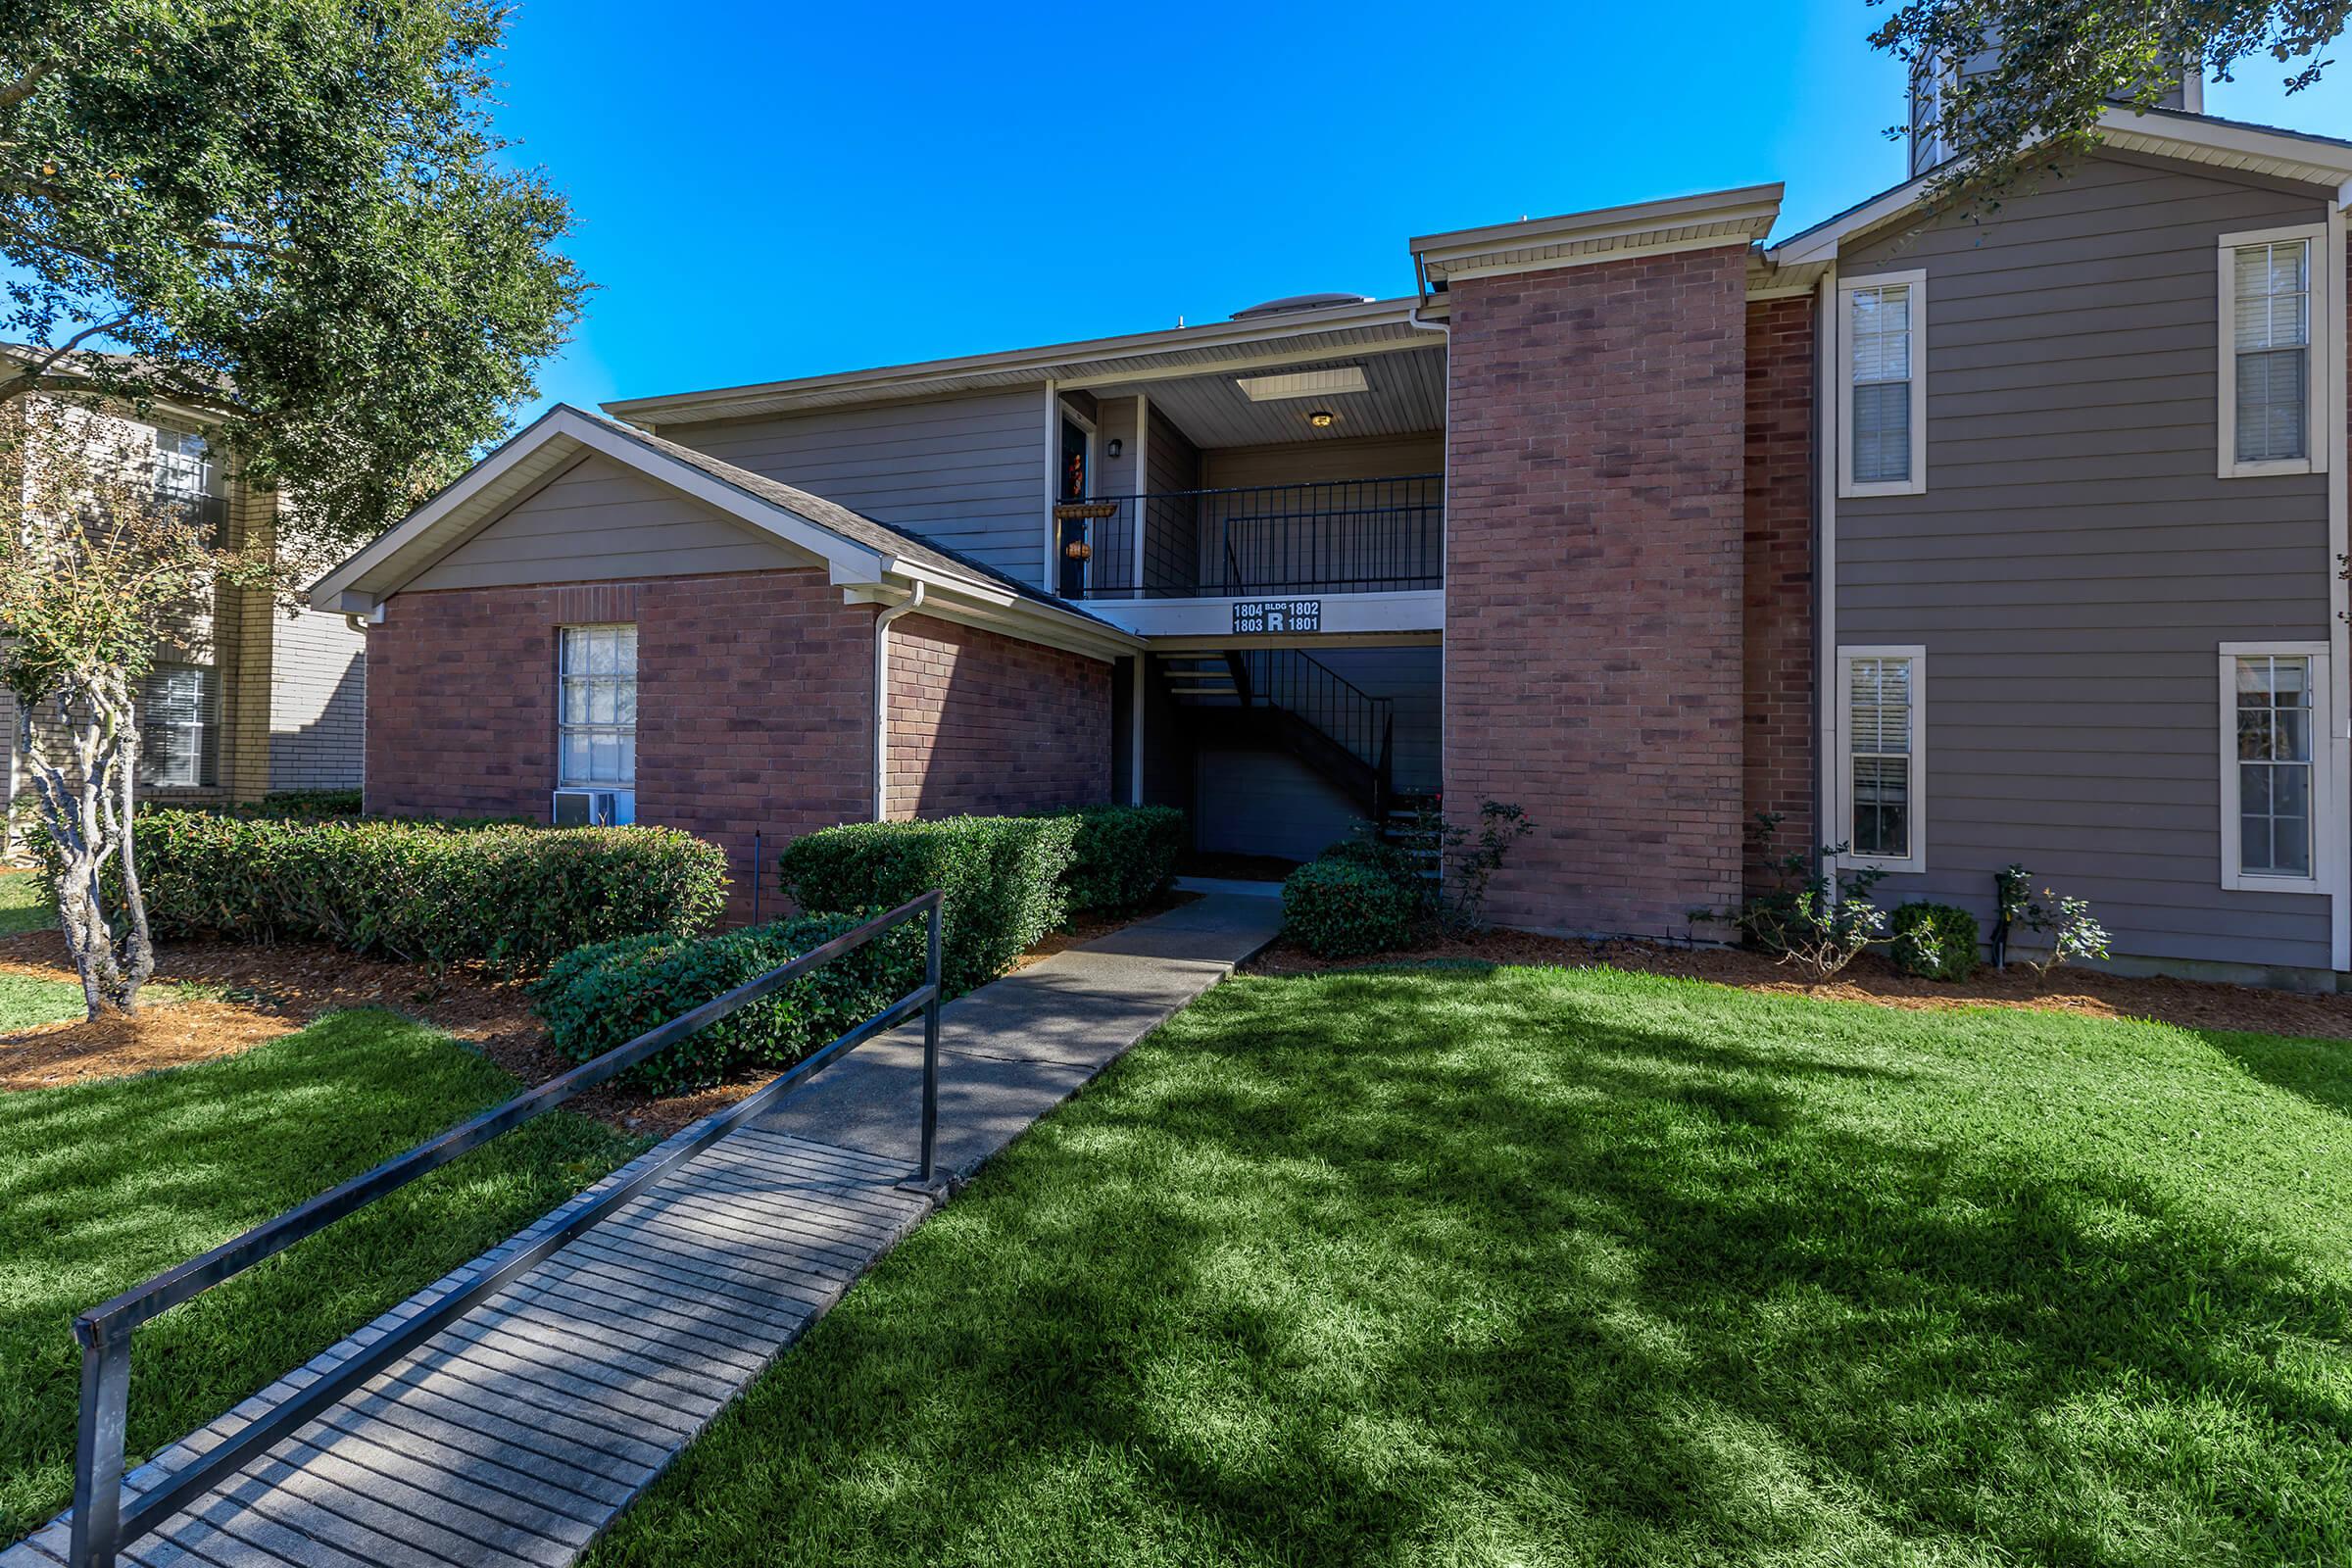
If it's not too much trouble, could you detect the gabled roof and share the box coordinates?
[1409,184,1785,287]
[307,405,1136,655]
[1769,105,2352,268]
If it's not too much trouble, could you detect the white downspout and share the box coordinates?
[873,581,925,821]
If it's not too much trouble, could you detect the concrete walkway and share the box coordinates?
[6,893,1283,1568]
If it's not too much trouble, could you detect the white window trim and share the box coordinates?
[2219,641,2331,894]
[556,623,638,793]
[1836,270,1928,500]
[2217,223,2328,480]
[1834,644,1928,875]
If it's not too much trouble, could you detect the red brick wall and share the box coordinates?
[1743,294,1816,894]
[1442,248,1749,938]
[884,612,1111,818]
[368,571,872,916]
[368,571,1111,920]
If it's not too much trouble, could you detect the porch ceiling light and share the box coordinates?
[1235,366,1369,402]
[1308,410,1336,428]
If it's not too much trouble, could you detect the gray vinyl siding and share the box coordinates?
[1142,408,1200,595]
[1199,432,1443,489]
[408,454,808,591]
[1837,151,2335,972]
[656,388,1050,588]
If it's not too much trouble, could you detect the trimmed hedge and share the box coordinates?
[1282,857,1417,958]
[1054,805,1186,915]
[1890,901,1982,982]
[126,810,729,970]
[776,815,1077,996]
[533,911,925,1094]
[229,789,366,821]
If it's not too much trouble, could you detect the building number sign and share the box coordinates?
[1232,599,1322,634]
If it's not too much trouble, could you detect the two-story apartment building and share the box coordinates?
[314,89,2352,986]
[1,376,368,858]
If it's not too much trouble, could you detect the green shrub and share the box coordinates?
[533,910,925,1094]
[125,810,728,970]
[1052,805,1185,915]
[231,788,366,820]
[1316,832,1421,887]
[1890,901,1981,982]
[776,815,1078,995]
[1282,858,1417,958]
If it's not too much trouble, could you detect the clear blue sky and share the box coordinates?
[491,0,2352,422]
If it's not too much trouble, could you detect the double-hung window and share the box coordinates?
[139,662,217,789]
[2219,226,2328,477]
[558,624,637,793]
[1838,647,1926,872]
[2221,644,2328,892]
[1838,270,1928,498]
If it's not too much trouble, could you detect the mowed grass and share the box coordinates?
[0,1010,640,1543]
[0,872,52,937]
[592,964,2352,1568]
[0,971,89,1033]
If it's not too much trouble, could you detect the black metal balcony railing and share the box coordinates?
[1069,474,1441,600]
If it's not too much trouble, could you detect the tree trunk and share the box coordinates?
[19,665,153,1018]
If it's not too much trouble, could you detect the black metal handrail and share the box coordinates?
[1238,648,1395,779]
[67,892,947,1568]
[1077,473,1442,599]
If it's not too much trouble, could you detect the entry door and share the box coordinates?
[1057,416,1090,597]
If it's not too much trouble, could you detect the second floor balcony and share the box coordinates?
[1058,473,1443,602]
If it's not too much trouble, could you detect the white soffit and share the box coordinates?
[1411,183,1786,286]
[1236,366,1370,402]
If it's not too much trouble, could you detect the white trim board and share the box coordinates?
[2218,641,2334,896]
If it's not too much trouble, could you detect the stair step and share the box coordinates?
[1168,686,1239,696]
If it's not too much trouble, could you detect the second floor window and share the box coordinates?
[2231,238,2309,465]
[559,624,636,789]
[1838,271,1927,498]
[152,425,213,500]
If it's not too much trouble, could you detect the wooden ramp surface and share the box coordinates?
[7,1131,933,1568]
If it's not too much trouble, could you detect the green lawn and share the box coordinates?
[592,964,2352,1568]
[0,971,89,1033]
[0,1009,640,1544]
[0,872,52,937]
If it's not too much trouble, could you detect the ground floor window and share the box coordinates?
[139,662,217,788]
[2222,643,2328,892]
[1836,646,1925,873]
[558,624,637,789]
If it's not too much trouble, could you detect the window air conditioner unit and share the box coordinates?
[551,788,633,827]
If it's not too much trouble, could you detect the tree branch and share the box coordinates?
[0,58,52,115]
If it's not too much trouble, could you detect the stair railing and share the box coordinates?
[1241,649,1396,786]
[64,893,947,1568]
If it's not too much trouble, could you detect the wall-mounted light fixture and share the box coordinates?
[1106,437,1123,459]
[1308,410,1336,428]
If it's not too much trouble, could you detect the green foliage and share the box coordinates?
[0,0,588,550]
[1316,830,1421,886]
[1873,2,2342,213]
[1281,857,1417,958]
[0,1009,636,1542]
[122,810,728,970]
[1050,805,1185,916]
[1703,812,1894,980]
[777,816,1076,996]
[1997,863,2116,983]
[533,912,925,1095]
[1890,901,1981,981]
[226,789,367,821]
[587,967,2352,1568]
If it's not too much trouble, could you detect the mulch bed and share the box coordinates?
[0,897,1204,1135]
[1246,930,2352,1043]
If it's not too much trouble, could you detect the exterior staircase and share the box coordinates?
[1156,650,1397,823]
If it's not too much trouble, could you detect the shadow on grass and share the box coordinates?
[593,966,2352,1568]
[0,1009,638,1544]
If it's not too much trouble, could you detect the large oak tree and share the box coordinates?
[0,0,585,1013]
